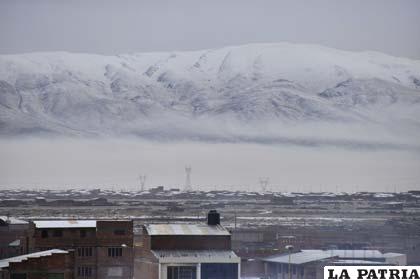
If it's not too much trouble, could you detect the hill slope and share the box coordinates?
[1,43,419,147]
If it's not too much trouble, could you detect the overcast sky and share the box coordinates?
[1,0,419,59]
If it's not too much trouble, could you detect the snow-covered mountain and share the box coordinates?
[0,43,419,146]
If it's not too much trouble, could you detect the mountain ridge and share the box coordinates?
[1,42,419,147]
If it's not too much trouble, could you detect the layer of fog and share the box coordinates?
[1,138,419,192]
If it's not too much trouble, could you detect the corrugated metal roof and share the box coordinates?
[0,216,28,225]
[383,252,405,258]
[0,249,68,269]
[332,259,386,265]
[264,250,386,265]
[304,249,383,259]
[152,250,238,259]
[145,224,230,236]
[151,250,240,263]
[33,220,97,228]
[265,250,333,265]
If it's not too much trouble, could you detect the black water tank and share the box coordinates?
[207,210,220,225]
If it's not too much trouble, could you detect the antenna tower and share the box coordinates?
[185,166,192,191]
[139,175,147,191]
[259,177,269,192]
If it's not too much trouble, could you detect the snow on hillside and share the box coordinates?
[0,43,419,147]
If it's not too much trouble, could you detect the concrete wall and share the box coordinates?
[151,235,231,250]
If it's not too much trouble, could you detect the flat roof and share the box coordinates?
[264,250,387,265]
[145,223,230,236]
[151,250,240,264]
[0,249,68,269]
[33,220,97,229]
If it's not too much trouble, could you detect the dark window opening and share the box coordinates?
[11,274,27,279]
[47,274,64,279]
[201,263,238,279]
[114,229,126,235]
[167,266,197,279]
[53,229,63,237]
[80,230,87,238]
[77,247,93,257]
[107,247,122,257]
[41,230,48,238]
[77,266,93,277]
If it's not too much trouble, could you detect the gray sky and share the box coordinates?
[1,0,419,59]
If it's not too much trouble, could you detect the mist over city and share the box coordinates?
[1,1,419,278]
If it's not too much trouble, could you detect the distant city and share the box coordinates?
[1,187,419,278]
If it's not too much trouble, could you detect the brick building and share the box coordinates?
[0,249,74,279]
[0,217,29,260]
[29,220,133,279]
[135,210,240,279]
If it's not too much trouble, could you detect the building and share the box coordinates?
[0,217,29,259]
[0,249,74,279]
[29,220,133,279]
[262,249,407,279]
[135,210,241,279]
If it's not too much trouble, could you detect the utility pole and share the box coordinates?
[286,245,294,279]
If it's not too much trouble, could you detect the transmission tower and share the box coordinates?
[139,175,147,192]
[259,177,269,192]
[184,166,192,191]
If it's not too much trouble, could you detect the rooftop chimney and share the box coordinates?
[207,210,220,226]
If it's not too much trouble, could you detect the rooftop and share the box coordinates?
[33,220,97,229]
[145,223,230,236]
[264,250,388,265]
[151,250,240,263]
[332,259,389,265]
[304,249,384,259]
[0,249,68,269]
[0,216,28,225]
[265,250,334,265]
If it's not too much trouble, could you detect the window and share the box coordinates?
[168,266,197,279]
[200,263,238,279]
[53,229,63,237]
[114,229,126,235]
[41,230,48,238]
[77,247,93,257]
[80,230,87,238]
[47,274,64,279]
[107,247,122,257]
[77,266,93,277]
[11,274,27,279]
